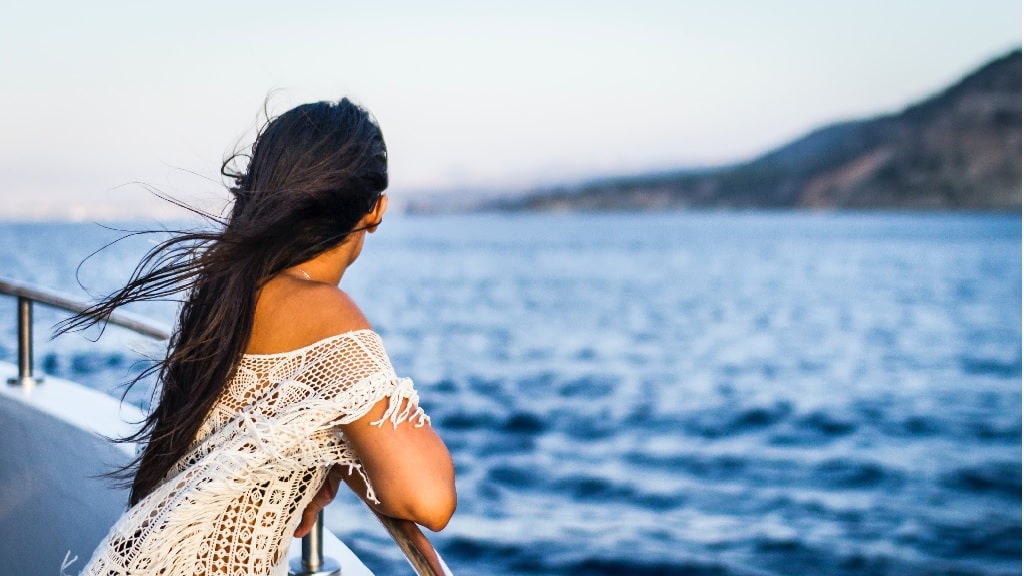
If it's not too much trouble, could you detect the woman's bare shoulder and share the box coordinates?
[248,276,371,354]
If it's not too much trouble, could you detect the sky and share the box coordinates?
[1,1,1020,220]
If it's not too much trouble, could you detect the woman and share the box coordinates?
[64,99,456,575]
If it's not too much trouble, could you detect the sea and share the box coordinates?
[0,212,1019,576]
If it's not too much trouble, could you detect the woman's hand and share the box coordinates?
[294,465,345,538]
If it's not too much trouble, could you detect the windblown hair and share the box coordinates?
[59,98,388,505]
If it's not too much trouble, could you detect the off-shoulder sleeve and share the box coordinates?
[234,330,428,426]
[296,329,430,428]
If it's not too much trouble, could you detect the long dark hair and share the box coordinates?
[59,98,388,505]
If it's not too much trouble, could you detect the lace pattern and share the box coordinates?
[79,329,428,575]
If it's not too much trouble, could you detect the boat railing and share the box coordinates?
[0,278,167,387]
[0,276,449,576]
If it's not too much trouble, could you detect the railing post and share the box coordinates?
[8,296,41,387]
[289,511,340,576]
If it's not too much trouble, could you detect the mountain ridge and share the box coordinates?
[447,49,1021,212]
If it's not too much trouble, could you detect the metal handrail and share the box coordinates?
[0,276,448,576]
[0,278,168,338]
[0,278,169,386]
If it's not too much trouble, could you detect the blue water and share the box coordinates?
[0,213,1020,576]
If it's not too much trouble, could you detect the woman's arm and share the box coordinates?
[294,448,455,537]
[292,377,455,534]
[340,397,456,532]
[295,464,449,574]
[293,395,455,535]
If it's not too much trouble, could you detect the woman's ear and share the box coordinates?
[366,194,388,233]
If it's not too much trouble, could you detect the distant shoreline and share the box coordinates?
[410,49,1022,215]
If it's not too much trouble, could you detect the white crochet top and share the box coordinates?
[79,329,428,576]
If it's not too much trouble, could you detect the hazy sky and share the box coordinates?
[1,1,1020,219]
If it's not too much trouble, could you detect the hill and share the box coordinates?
[476,49,1021,212]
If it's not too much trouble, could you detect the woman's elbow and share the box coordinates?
[369,461,456,530]
[412,484,457,532]
[421,483,458,528]
[409,450,457,531]
[355,424,457,530]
